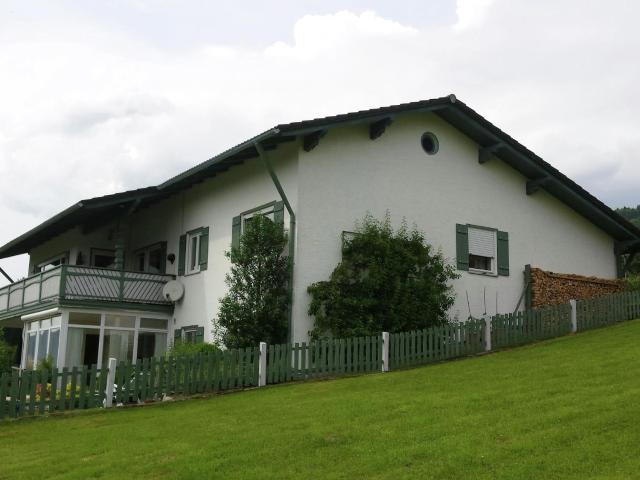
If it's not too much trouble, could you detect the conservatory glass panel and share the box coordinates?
[102,329,134,365]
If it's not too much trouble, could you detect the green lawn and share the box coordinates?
[2,321,640,480]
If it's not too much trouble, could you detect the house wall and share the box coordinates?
[25,112,618,347]
[25,144,299,345]
[292,113,616,343]
[28,224,117,274]
[128,142,300,342]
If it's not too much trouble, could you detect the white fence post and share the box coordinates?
[569,299,577,333]
[105,357,117,408]
[484,316,492,352]
[382,332,389,372]
[258,342,267,387]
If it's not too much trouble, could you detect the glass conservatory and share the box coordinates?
[22,309,171,370]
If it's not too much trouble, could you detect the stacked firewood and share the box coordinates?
[530,267,624,308]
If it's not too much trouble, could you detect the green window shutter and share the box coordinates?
[273,201,285,228]
[232,216,241,249]
[456,224,469,271]
[174,328,182,344]
[497,230,510,276]
[199,227,209,271]
[195,326,205,344]
[178,234,187,276]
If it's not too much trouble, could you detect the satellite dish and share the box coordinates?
[162,280,185,302]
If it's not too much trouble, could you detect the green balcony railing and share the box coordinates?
[0,265,174,320]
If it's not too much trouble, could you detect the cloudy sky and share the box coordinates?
[1,0,639,284]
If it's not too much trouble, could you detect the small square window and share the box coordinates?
[469,254,492,272]
[183,329,197,344]
[468,227,497,275]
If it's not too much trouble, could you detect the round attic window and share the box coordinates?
[421,132,439,155]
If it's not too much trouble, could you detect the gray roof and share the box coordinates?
[1,94,639,258]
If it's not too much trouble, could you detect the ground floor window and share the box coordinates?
[137,331,167,360]
[101,328,135,366]
[66,325,100,368]
[174,325,204,345]
[23,310,170,370]
[24,315,61,369]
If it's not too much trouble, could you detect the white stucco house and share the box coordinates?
[1,95,639,370]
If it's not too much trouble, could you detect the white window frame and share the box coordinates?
[186,231,202,275]
[182,327,197,344]
[22,316,62,369]
[62,309,171,368]
[90,248,116,269]
[240,202,277,235]
[134,243,165,274]
[467,226,498,276]
[36,253,68,273]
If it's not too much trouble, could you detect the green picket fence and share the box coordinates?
[267,336,383,384]
[576,290,640,331]
[389,320,486,370]
[491,304,572,349]
[113,347,260,404]
[4,290,640,421]
[0,365,107,420]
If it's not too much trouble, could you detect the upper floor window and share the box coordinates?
[91,248,116,269]
[35,253,67,273]
[232,201,285,250]
[134,243,166,274]
[187,231,202,274]
[456,224,509,276]
[178,227,209,276]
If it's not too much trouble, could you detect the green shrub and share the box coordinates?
[308,212,459,339]
[624,274,640,291]
[168,340,221,357]
[35,356,55,372]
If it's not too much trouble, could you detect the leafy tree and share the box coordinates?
[616,205,640,274]
[215,214,290,348]
[616,205,640,227]
[308,213,459,339]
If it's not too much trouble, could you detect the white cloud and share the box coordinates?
[1,2,640,284]
[454,0,496,31]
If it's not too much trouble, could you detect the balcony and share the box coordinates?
[0,265,175,321]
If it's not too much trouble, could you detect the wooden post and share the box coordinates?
[484,316,492,352]
[569,299,577,333]
[258,342,267,387]
[105,358,117,408]
[381,332,389,372]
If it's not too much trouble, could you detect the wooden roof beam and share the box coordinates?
[526,177,551,195]
[369,117,392,140]
[303,130,327,152]
[478,142,504,164]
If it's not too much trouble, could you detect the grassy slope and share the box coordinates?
[2,321,640,480]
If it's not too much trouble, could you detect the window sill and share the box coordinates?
[468,268,498,277]
[184,269,202,277]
